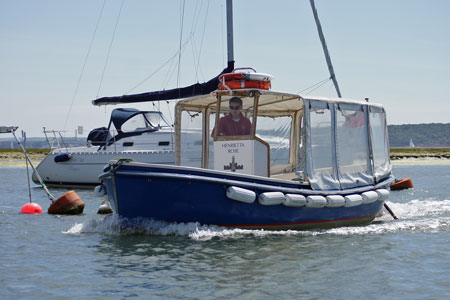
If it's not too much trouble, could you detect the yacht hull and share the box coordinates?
[33,151,175,186]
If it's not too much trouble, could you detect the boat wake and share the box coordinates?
[325,199,450,236]
[64,199,450,239]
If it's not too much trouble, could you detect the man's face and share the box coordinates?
[229,102,241,118]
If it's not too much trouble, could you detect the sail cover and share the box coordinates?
[92,61,235,106]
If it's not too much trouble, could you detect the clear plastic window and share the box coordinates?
[256,116,291,167]
[369,109,390,180]
[310,108,333,175]
[180,111,203,167]
[336,107,369,174]
[214,95,254,138]
[120,114,148,132]
[144,112,170,129]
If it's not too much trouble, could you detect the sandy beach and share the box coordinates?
[391,158,450,166]
[0,159,43,168]
[1,153,449,168]
[0,151,46,168]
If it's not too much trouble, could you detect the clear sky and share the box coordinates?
[1,0,449,137]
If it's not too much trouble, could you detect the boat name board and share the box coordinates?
[214,139,268,176]
[220,142,246,153]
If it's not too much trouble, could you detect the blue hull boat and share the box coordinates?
[100,160,394,230]
[96,2,395,230]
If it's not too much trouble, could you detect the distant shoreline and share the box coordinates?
[1,148,450,168]
[390,147,450,160]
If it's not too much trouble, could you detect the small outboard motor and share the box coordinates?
[87,127,111,146]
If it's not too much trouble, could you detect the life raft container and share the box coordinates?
[218,80,271,90]
[218,68,273,90]
[390,177,414,190]
[219,72,274,82]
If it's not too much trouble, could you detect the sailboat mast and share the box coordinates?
[226,0,234,64]
[309,0,342,98]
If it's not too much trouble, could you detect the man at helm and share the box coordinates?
[214,97,251,136]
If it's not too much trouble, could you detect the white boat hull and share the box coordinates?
[33,150,175,186]
[33,129,179,186]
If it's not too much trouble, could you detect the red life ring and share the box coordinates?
[218,80,271,90]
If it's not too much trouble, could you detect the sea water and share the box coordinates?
[1,164,450,299]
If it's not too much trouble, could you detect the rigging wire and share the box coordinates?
[296,77,331,95]
[163,0,186,127]
[96,0,125,99]
[63,0,107,133]
[188,0,203,82]
[194,0,210,82]
[190,0,204,33]
[304,79,332,95]
[176,0,186,90]
[127,1,209,94]
[126,36,193,94]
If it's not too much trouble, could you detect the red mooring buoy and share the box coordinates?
[391,177,414,191]
[48,190,85,215]
[21,202,43,214]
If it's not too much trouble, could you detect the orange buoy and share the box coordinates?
[390,177,414,191]
[48,190,85,215]
[21,202,43,214]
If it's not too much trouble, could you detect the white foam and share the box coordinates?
[63,198,450,239]
[64,215,120,235]
[385,199,450,219]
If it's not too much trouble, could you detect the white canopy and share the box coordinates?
[174,89,391,190]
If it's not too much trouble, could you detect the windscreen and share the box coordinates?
[144,112,171,128]
[180,111,203,167]
[120,114,149,132]
[214,95,254,138]
[120,112,170,133]
[256,116,292,174]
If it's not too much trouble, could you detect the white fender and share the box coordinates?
[344,194,363,207]
[283,194,306,207]
[306,195,327,208]
[94,185,106,197]
[362,191,379,204]
[226,186,256,203]
[326,195,345,207]
[376,189,390,201]
[97,199,113,214]
[258,192,285,205]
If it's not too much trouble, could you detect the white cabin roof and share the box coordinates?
[175,89,384,117]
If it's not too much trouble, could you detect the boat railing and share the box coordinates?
[43,127,69,151]
[43,127,120,152]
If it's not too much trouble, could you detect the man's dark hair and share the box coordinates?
[229,97,242,106]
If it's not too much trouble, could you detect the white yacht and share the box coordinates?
[33,108,175,186]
